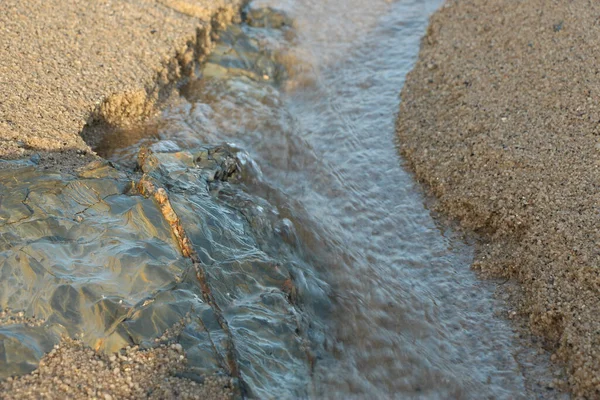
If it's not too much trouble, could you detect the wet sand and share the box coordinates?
[0,0,242,169]
[397,0,600,397]
[0,338,234,399]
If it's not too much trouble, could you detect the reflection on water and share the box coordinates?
[94,1,567,398]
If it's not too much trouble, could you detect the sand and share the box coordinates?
[0,338,234,400]
[397,0,600,397]
[0,0,242,169]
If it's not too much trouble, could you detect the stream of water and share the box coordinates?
[93,0,566,398]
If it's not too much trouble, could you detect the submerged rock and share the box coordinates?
[245,7,295,30]
[197,5,304,89]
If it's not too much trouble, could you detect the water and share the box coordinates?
[92,0,565,398]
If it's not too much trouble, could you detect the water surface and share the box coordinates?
[94,0,566,397]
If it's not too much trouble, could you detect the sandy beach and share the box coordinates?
[5,0,598,396]
[398,0,600,396]
[0,0,241,171]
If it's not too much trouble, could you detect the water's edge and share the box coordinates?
[0,1,571,398]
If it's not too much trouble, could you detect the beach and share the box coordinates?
[0,0,241,171]
[2,0,595,397]
[397,0,600,396]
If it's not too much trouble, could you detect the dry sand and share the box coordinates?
[397,0,600,397]
[0,0,242,168]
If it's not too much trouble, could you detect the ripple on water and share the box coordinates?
[89,1,567,398]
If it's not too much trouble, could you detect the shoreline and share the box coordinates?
[0,0,243,171]
[397,0,600,397]
[0,1,247,398]
[3,0,595,397]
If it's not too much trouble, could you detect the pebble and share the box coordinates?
[0,338,234,399]
[172,343,183,353]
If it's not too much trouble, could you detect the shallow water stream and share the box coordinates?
[91,0,567,398]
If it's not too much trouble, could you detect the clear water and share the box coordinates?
[93,0,567,398]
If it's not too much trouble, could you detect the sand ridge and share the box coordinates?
[397,0,600,397]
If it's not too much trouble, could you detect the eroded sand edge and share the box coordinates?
[0,0,243,171]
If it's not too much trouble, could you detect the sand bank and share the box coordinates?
[0,0,242,169]
[397,0,600,397]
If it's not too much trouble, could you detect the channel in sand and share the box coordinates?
[0,0,576,398]
[93,0,569,397]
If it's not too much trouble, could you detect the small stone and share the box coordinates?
[553,21,563,32]
[172,343,183,353]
